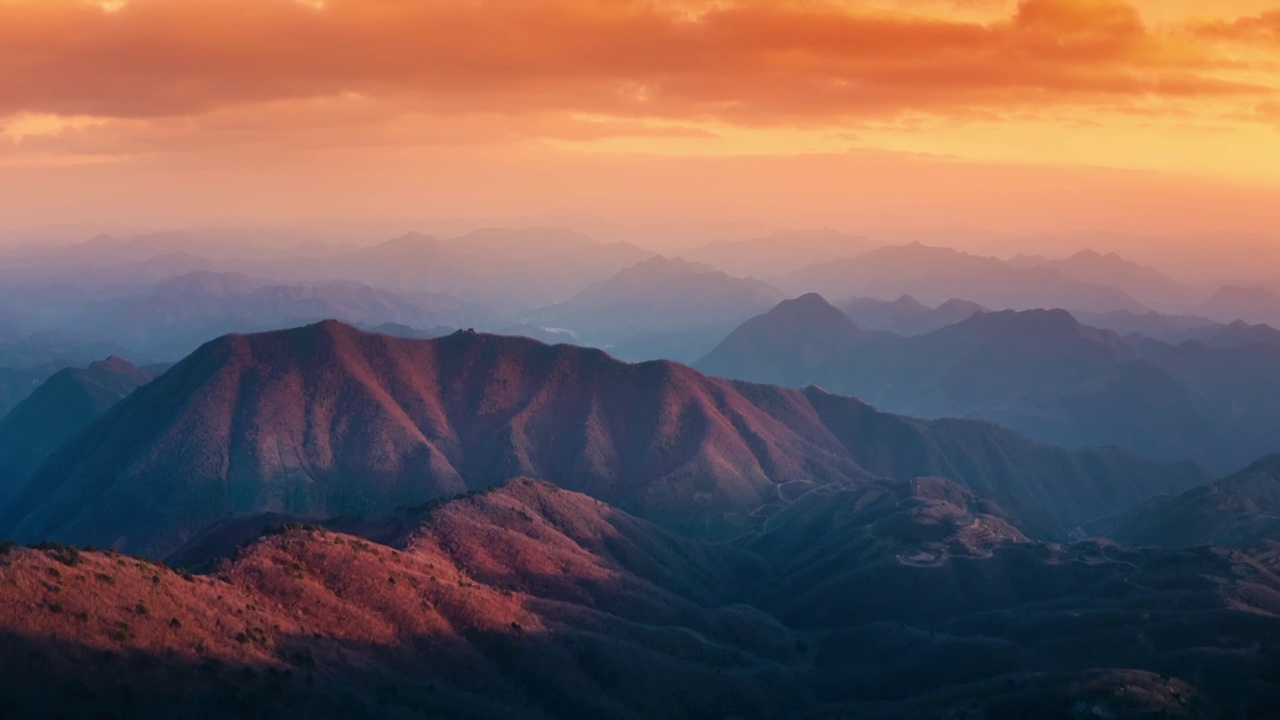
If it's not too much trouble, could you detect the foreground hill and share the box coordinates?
[1107,455,1280,549]
[2,479,1279,718]
[700,295,1231,470]
[0,358,153,509]
[0,322,1204,557]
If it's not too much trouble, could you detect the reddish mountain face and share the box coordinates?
[0,322,1203,558]
[3,479,1280,719]
[0,479,801,720]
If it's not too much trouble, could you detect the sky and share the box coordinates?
[0,0,1278,245]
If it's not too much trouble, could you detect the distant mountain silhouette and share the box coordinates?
[785,243,1144,313]
[701,295,1233,470]
[686,228,877,277]
[1010,249,1194,308]
[65,271,492,358]
[1131,336,1280,466]
[306,228,655,310]
[0,357,153,509]
[841,295,987,335]
[1071,308,1227,344]
[524,256,785,361]
[0,322,1203,557]
[1106,455,1280,548]
[1198,284,1280,327]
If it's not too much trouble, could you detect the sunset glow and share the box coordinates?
[0,0,1277,232]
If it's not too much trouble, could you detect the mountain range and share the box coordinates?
[841,295,988,335]
[523,256,784,362]
[686,228,877,278]
[62,271,493,358]
[0,321,1206,558]
[1008,249,1195,308]
[7,226,1280,717]
[699,294,1241,470]
[784,243,1145,313]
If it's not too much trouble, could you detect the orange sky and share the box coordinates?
[0,0,1277,241]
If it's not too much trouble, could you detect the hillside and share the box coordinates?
[700,296,1233,470]
[0,322,1203,557]
[1107,455,1280,548]
[2,479,1279,718]
[0,357,153,508]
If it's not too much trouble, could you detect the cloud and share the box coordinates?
[0,0,1267,127]
[1191,10,1280,44]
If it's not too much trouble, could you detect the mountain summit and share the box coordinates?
[0,322,1203,557]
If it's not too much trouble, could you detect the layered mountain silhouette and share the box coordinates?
[3,477,1280,718]
[686,228,877,277]
[1009,249,1194,308]
[1198,284,1280,327]
[841,295,987,335]
[785,242,1145,313]
[1106,455,1280,549]
[1131,335,1280,466]
[700,295,1234,470]
[0,357,153,509]
[523,256,785,362]
[65,271,492,358]
[293,228,655,311]
[0,321,1204,557]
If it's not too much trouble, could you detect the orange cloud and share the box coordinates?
[1191,10,1280,43]
[0,0,1266,125]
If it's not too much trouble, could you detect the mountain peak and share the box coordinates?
[890,294,929,310]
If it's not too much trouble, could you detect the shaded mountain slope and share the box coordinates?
[1,322,1202,556]
[1107,455,1280,549]
[1132,337,1280,465]
[700,296,1233,470]
[0,357,153,509]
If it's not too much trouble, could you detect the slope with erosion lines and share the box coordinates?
[0,321,1208,558]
